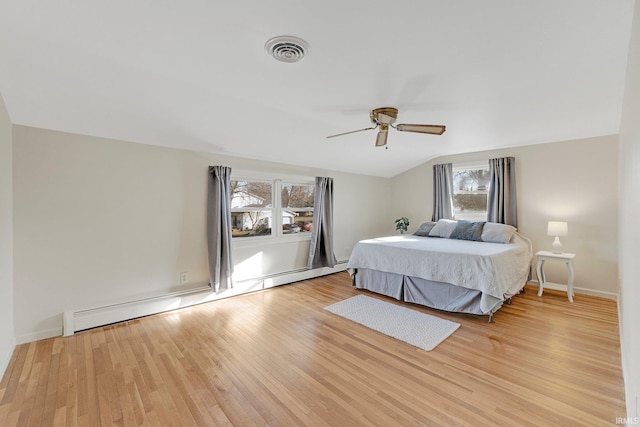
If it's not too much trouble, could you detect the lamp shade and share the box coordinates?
[547,221,568,237]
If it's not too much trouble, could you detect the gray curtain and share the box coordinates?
[308,177,337,269]
[207,166,234,292]
[432,163,454,221]
[487,157,518,227]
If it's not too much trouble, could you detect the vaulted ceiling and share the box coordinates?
[0,1,635,177]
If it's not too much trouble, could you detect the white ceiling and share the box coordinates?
[0,1,635,177]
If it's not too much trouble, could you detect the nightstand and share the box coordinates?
[535,250,576,302]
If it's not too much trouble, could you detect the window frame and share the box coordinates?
[230,177,275,239]
[230,172,315,245]
[452,161,491,221]
[279,181,315,237]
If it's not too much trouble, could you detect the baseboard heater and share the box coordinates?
[63,262,347,336]
[63,285,214,336]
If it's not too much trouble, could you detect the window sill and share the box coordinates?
[232,234,312,247]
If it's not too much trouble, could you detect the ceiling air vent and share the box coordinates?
[265,36,310,63]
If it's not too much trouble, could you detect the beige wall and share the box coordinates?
[619,0,640,419]
[390,135,620,296]
[0,92,14,378]
[8,105,630,408]
[12,125,390,341]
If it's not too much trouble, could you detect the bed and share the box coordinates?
[346,220,533,321]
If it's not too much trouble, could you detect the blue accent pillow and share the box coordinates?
[413,221,437,237]
[449,220,486,241]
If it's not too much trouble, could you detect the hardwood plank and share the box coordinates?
[0,272,626,426]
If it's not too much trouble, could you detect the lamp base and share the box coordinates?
[551,236,563,254]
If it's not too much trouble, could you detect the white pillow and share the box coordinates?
[481,222,517,243]
[428,219,458,238]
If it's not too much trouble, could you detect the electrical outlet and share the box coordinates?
[180,272,188,284]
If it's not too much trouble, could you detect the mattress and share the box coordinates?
[346,233,532,313]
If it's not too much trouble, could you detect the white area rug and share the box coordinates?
[325,295,460,351]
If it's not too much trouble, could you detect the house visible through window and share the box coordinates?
[453,162,490,221]
[231,180,273,237]
[230,178,314,238]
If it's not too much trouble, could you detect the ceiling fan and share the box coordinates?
[326,107,446,147]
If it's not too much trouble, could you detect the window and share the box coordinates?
[453,162,490,221]
[281,183,314,235]
[230,177,314,239]
[231,180,273,237]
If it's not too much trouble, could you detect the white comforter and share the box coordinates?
[346,233,533,302]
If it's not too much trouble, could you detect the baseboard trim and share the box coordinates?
[55,262,348,339]
[529,279,618,300]
[0,337,17,381]
[15,327,63,345]
[262,262,348,288]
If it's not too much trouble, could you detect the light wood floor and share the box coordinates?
[0,272,626,426]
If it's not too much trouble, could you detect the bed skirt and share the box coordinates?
[351,268,511,316]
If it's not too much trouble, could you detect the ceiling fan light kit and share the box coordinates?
[327,106,446,147]
[370,107,398,124]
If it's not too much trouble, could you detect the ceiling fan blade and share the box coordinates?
[396,123,446,135]
[375,125,389,147]
[326,126,377,138]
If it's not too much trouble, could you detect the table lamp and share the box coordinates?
[547,221,568,253]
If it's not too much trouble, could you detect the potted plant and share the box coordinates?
[395,217,410,234]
